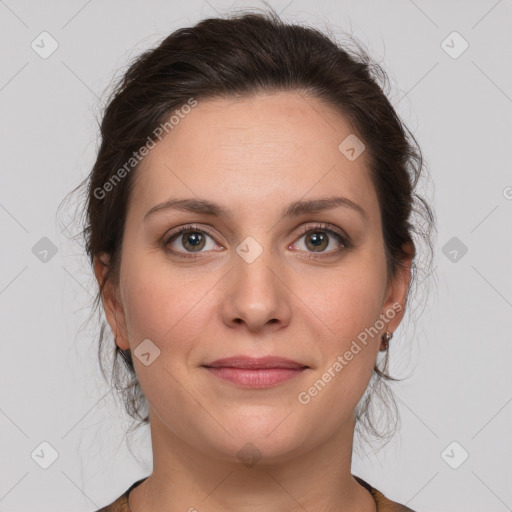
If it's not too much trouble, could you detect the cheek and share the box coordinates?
[120,254,214,348]
[119,262,208,408]
[297,259,386,341]
[294,259,386,397]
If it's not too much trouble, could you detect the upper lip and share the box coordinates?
[203,356,308,369]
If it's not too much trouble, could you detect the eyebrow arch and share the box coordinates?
[143,196,368,223]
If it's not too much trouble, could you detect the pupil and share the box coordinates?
[189,233,200,245]
[185,232,203,248]
[310,233,323,246]
[307,232,328,252]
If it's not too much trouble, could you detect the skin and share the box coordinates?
[94,91,413,512]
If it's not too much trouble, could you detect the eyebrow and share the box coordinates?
[143,196,368,223]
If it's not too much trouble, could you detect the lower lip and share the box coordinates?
[204,367,306,387]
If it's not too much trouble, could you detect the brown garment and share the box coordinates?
[96,475,417,512]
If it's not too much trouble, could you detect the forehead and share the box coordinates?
[128,91,379,224]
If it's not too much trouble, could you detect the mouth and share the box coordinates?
[201,356,309,388]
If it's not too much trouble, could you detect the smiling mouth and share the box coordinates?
[203,366,307,387]
[201,355,309,388]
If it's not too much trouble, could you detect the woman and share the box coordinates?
[74,8,435,511]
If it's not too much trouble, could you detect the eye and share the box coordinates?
[164,224,221,258]
[163,222,350,260]
[290,223,349,258]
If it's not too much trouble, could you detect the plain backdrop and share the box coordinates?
[1,1,511,511]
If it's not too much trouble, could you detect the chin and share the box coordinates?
[199,415,312,466]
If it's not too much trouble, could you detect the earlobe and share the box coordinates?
[93,254,130,351]
[382,242,415,335]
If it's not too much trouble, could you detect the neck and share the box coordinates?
[129,410,376,512]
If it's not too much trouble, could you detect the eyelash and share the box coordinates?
[163,223,351,260]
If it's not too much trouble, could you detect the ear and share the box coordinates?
[380,241,415,347]
[93,254,130,350]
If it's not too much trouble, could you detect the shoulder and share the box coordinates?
[95,493,129,512]
[94,491,418,512]
[95,493,130,512]
[372,486,417,511]
[95,477,148,512]
[354,475,417,512]
[95,476,418,512]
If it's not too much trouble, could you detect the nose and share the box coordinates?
[220,245,292,333]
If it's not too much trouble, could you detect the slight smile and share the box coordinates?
[201,356,310,388]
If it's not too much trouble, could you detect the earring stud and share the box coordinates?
[380,330,393,351]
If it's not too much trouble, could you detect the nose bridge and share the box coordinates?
[221,231,291,330]
[234,232,279,300]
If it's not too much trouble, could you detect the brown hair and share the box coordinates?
[60,7,436,450]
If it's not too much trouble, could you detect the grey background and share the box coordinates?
[1,0,511,511]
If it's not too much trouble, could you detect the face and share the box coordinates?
[95,91,412,464]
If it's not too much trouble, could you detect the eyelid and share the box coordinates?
[294,222,350,243]
[164,223,217,241]
[163,222,351,256]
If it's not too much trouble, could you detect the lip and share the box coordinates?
[202,356,309,388]
[203,356,308,369]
